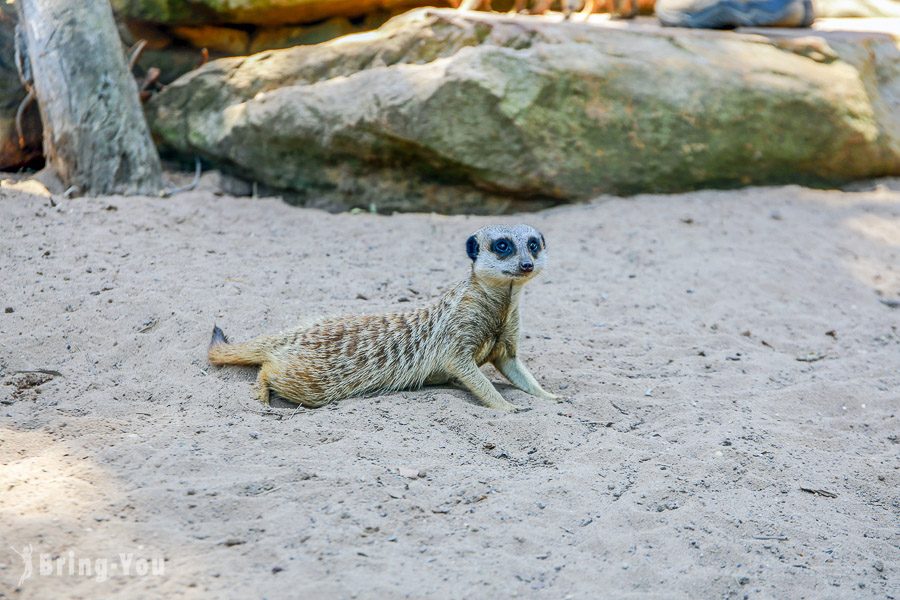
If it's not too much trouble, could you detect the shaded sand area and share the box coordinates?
[0,181,897,598]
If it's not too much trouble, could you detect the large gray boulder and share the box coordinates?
[147,10,900,213]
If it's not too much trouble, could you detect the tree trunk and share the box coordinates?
[17,0,162,195]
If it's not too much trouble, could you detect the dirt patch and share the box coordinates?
[0,180,897,598]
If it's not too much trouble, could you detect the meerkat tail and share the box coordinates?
[207,325,270,366]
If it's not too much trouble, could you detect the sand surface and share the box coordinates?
[0,180,898,598]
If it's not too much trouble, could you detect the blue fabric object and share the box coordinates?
[657,0,814,28]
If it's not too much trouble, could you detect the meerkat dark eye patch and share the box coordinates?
[527,237,541,256]
[491,238,515,258]
[466,235,479,261]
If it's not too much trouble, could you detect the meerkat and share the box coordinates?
[579,0,639,19]
[208,224,557,412]
[457,0,580,19]
[510,0,636,19]
[457,0,492,12]
[519,0,580,17]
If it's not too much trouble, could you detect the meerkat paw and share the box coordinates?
[478,394,527,412]
[489,399,523,412]
[494,357,559,401]
[523,386,558,400]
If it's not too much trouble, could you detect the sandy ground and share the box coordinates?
[0,179,897,599]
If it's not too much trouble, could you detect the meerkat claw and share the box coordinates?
[493,401,526,413]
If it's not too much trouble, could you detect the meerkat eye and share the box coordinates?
[528,238,540,255]
[491,238,514,257]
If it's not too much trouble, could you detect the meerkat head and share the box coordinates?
[465,224,547,284]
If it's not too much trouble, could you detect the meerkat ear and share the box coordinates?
[466,235,479,261]
[541,234,546,249]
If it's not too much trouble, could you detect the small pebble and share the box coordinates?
[398,467,421,479]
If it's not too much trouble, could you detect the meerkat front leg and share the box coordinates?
[450,361,522,412]
[580,0,595,19]
[494,356,559,400]
[529,0,553,13]
[256,362,275,405]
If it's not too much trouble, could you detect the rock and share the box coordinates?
[148,10,900,213]
[193,169,255,196]
[119,13,396,84]
[111,0,448,26]
[0,6,42,171]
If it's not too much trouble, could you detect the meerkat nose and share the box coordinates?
[520,261,534,273]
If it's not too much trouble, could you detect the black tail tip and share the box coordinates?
[210,324,228,347]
